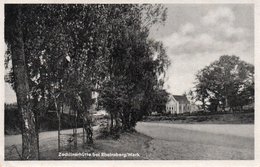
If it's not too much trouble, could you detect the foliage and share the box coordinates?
[5,4,169,150]
[96,5,169,132]
[192,55,254,112]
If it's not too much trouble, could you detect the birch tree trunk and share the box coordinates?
[10,5,38,160]
[53,96,61,152]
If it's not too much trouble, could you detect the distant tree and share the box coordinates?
[193,55,254,112]
[151,89,169,114]
[194,68,210,111]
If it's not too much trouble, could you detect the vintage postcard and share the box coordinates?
[1,0,259,167]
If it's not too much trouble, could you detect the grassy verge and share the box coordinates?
[143,111,254,124]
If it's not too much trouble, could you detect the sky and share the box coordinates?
[4,4,254,103]
[149,4,254,95]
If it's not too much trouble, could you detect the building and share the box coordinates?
[165,95,191,114]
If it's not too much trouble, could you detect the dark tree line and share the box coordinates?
[5,4,169,160]
[191,55,254,112]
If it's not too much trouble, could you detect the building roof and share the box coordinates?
[172,95,189,104]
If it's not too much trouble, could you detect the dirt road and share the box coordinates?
[5,127,86,147]
[5,126,99,160]
[135,122,254,160]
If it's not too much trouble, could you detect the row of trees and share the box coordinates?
[190,55,254,112]
[5,4,169,159]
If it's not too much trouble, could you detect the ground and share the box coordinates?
[136,122,254,160]
[5,125,151,160]
[5,122,254,160]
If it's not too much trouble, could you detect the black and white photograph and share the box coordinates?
[2,1,258,164]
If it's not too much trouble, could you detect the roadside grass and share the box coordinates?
[143,111,254,124]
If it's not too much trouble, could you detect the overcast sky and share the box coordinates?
[4,4,254,103]
[150,4,254,95]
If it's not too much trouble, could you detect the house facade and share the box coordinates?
[165,95,191,114]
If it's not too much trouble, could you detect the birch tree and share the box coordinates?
[5,4,38,160]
